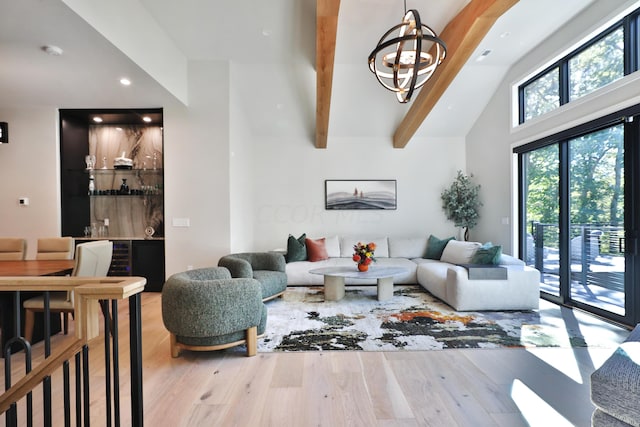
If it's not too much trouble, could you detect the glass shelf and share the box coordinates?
[84,168,163,175]
[89,193,163,197]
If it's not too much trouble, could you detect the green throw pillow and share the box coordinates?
[425,235,455,260]
[471,243,502,265]
[286,233,307,262]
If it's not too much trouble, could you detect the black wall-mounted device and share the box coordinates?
[0,122,8,144]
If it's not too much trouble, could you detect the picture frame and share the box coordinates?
[325,180,397,210]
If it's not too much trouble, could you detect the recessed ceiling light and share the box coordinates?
[41,45,63,56]
[500,31,511,39]
[142,116,152,123]
[93,117,103,123]
[120,77,131,86]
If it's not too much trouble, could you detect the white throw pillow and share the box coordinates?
[339,236,389,258]
[324,235,341,258]
[388,237,428,258]
[440,240,481,264]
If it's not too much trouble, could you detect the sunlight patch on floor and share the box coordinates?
[525,347,584,384]
[511,379,574,427]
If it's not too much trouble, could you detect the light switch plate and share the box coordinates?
[172,218,190,227]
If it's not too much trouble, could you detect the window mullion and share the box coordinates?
[559,61,569,106]
[518,86,525,124]
[624,14,637,74]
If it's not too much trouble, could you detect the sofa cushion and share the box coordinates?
[425,235,455,259]
[388,237,428,258]
[324,235,341,258]
[498,254,526,266]
[306,237,329,261]
[285,234,307,262]
[440,240,481,265]
[340,236,389,258]
[470,243,502,265]
[253,270,288,300]
[416,260,449,301]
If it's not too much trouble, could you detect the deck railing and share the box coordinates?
[0,276,146,426]
[528,222,625,291]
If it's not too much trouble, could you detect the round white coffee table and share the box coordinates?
[309,266,409,301]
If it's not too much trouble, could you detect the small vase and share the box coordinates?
[357,263,369,272]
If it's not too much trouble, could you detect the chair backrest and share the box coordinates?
[0,238,27,260]
[36,237,75,260]
[73,241,113,277]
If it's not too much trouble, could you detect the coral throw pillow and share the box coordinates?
[306,237,329,262]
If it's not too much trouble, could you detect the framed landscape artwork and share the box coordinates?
[325,180,397,210]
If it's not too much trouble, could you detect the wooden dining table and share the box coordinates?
[0,259,75,277]
[0,259,76,356]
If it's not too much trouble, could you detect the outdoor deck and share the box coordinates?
[535,250,625,316]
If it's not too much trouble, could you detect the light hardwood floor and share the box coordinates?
[2,292,629,426]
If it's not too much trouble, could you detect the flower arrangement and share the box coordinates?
[352,242,376,272]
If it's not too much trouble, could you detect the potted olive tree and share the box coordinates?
[441,170,482,241]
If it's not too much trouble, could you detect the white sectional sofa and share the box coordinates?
[285,235,541,311]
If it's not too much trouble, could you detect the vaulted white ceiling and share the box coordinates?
[0,0,597,139]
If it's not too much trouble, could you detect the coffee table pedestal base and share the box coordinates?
[310,266,408,302]
[324,276,394,302]
[324,276,346,301]
[377,277,394,301]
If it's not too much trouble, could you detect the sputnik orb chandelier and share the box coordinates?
[368,3,447,103]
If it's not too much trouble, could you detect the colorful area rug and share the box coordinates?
[257,285,613,352]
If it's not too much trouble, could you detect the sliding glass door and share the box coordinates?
[518,118,637,325]
[523,145,560,297]
[568,125,625,316]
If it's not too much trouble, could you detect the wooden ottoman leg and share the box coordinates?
[246,326,257,357]
[170,333,181,358]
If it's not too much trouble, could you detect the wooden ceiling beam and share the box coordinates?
[393,0,519,148]
[315,0,340,149]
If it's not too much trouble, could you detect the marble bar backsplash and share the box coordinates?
[88,125,164,238]
[90,196,163,238]
[89,125,163,170]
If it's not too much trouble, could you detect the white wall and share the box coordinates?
[245,135,466,251]
[163,60,231,275]
[467,0,640,255]
[229,65,255,253]
[0,107,61,259]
